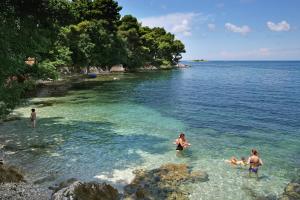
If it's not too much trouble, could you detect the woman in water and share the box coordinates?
[247,149,263,177]
[175,133,191,151]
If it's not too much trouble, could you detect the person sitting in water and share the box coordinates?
[225,156,247,166]
[175,133,191,151]
[247,149,263,176]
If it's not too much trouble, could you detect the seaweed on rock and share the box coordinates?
[124,163,209,200]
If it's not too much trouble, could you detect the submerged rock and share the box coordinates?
[124,163,208,200]
[280,179,300,200]
[0,164,24,183]
[49,178,78,192]
[33,174,58,185]
[3,115,21,122]
[51,181,119,200]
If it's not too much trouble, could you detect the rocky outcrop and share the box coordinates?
[51,181,119,200]
[51,163,208,200]
[0,164,24,183]
[140,65,158,70]
[110,64,125,72]
[280,179,300,200]
[176,63,189,68]
[124,163,208,200]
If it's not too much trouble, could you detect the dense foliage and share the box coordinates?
[0,0,185,117]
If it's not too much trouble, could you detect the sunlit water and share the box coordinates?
[1,61,300,199]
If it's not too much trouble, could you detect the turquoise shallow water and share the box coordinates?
[1,61,300,199]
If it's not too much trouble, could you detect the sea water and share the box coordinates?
[0,61,299,199]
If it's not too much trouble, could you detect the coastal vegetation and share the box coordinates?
[0,0,185,118]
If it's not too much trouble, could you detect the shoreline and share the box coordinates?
[1,64,190,123]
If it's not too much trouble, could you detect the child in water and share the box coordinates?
[175,133,191,151]
[30,108,36,128]
[225,156,247,166]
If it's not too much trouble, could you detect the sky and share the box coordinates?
[116,0,300,60]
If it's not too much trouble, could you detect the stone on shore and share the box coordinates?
[280,179,300,200]
[124,163,208,200]
[0,164,24,183]
[110,64,125,72]
[51,181,119,200]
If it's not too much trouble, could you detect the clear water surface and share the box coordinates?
[1,61,299,199]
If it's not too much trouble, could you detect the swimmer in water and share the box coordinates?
[174,133,191,151]
[225,156,247,166]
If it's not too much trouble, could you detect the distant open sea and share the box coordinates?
[1,61,299,199]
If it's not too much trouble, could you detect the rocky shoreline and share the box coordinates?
[0,182,50,200]
[0,162,209,200]
[0,163,50,200]
[1,158,299,200]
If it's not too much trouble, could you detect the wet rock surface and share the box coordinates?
[0,164,25,183]
[51,181,119,200]
[280,179,300,200]
[123,163,209,200]
[48,178,78,192]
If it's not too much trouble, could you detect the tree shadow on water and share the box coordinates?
[1,116,170,184]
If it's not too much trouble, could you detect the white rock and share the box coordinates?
[110,64,125,72]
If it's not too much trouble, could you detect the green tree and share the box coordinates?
[72,0,121,30]
[0,0,62,117]
[118,15,148,68]
[140,27,185,66]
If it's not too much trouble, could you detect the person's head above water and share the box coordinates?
[31,108,35,112]
[241,157,246,162]
[251,149,258,156]
[179,133,185,138]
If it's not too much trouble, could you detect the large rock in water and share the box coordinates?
[0,164,24,183]
[110,64,125,72]
[51,181,119,200]
[280,179,300,200]
[124,163,209,200]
